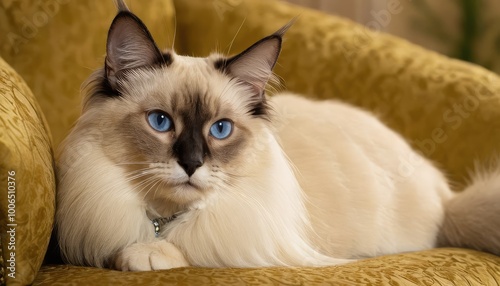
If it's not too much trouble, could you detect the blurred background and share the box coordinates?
[286,0,500,74]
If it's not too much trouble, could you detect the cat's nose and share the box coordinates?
[178,160,203,177]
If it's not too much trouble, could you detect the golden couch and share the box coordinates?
[1,0,500,285]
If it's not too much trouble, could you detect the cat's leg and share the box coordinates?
[114,240,189,271]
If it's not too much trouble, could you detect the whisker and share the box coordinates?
[134,176,160,199]
[119,175,156,194]
[113,162,155,166]
[151,179,166,201]
[142,177,164,200]
[226,17,247,55]
[170,12,177,51]
[122,169,158,182]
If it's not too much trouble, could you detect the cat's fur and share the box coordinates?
[56,2,500,271]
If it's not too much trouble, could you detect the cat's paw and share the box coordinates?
[115,240,189,271]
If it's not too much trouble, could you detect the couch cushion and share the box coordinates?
[173,0,500,186]
[0,56,55,286]
[0,0,176,148]
[35,249,500,285]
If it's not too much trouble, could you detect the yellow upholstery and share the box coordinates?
[32,249,500,285]
[0,57,54,286]
[0,0,175,148]
[1,0,500,285]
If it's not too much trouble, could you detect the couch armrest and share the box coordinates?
[0,56,55,285]
[173,0,500,185]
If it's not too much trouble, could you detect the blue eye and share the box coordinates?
[210,120,233,139]
[147,111,172,132]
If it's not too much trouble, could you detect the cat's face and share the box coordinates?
[83,10,286,206]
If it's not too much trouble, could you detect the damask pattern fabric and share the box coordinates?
[34,249,500,285]
[1,0,500,284]
[0,56,55,286]
[0,0,176,147]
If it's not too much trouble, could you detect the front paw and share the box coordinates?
[115,240,189,271]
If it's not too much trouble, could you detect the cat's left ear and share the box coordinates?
[216,22,294,95]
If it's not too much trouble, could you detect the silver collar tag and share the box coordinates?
[151,214,179,237]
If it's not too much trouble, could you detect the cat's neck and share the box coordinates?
[146,198,188,219]
[159,129,346,267]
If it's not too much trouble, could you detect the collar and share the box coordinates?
[150,211,185,237]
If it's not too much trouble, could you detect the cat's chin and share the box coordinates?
[155,180,210,206]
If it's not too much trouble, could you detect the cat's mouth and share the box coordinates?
[185,181,199,188]
[173,180,201,190]
[167,174,204,191]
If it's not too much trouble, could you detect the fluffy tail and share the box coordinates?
[437,169,500,255]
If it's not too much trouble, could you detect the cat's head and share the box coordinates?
[81,7,289,206]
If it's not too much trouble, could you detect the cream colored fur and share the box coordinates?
[273,94,454,259]
[55,61,454,269]
[56,57,500,271]
[56,4,500,271]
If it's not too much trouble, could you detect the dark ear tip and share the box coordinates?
[107,11,154,44]
[273,17,297,38]
[108,12,133,35]
[114,0,129,12]
[112,10,138,24]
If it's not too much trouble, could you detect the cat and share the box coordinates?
[56,1,500,271]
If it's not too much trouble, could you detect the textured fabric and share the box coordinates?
[0,0,176,148]
[387,0,500,74]
[0,56,55,286]
[35,249,500,285]
[173,0,500,187]
[0,237,4,285]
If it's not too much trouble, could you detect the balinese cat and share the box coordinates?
[56,2,500,271]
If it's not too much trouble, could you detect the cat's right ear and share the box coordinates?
[114,0,129,12]
[105,11,164,91]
